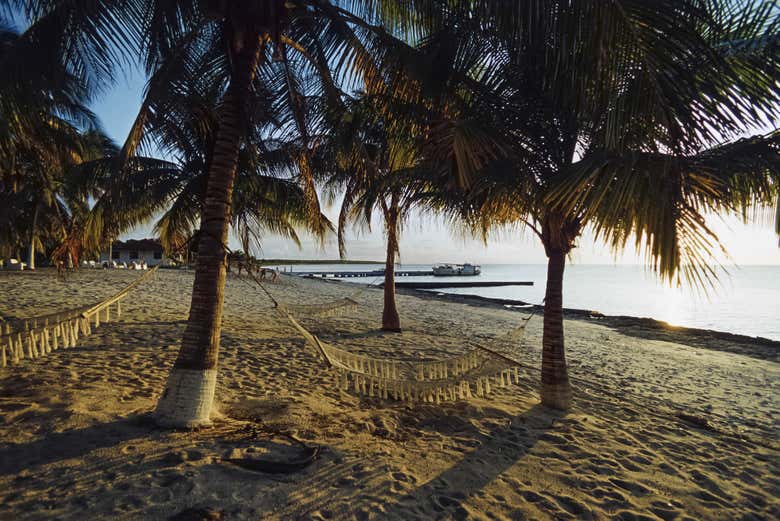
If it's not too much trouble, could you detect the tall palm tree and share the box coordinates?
[320,97,420,331]
[389,0,780,409]
[0,21,105,266]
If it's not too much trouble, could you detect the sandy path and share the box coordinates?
[0,268,777,520]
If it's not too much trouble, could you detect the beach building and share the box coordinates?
[99,239,171,267]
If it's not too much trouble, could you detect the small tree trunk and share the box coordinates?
[28,205,39,270]
[540,248,572,410]
[382,204,401,332]
[154,32,262,428]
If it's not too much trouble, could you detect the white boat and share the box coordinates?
[432,263,482,276]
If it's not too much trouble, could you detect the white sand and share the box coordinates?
[0,268,777,520]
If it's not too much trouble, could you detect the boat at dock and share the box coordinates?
[432,263,481,276]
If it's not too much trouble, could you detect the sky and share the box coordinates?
[93,64,780,266]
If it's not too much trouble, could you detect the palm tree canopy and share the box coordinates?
[83,60,334,257]
[371,0,780,285]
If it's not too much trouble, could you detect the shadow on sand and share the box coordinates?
[376,403,558,519]
[0,415,151,477]
[279,402,560,519]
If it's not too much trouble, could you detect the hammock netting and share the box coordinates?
[272,285,532,403]
[280,297,360,318]
[0,267,159,368]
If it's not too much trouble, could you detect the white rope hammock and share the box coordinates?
[0,267,159,368]
[275,301,534,403]
[272,277,378,318]
[280,297,360,318]
[235,266,535,403]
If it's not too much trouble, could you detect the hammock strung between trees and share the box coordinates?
[236,270,534,403]
[261,272,379,319]
[279,297,360,318]
[0,267,159,368]
[274,299,534,403]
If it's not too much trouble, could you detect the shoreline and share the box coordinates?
[309,275,780,362]
[5,268,778,358]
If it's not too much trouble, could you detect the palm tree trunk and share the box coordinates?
[540,248,572,410]
[154,32,263,428]
[28,204,39,270]
[382,203,401,331]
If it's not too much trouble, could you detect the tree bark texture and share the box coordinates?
[381,199,401,331]
[155,31,263,428]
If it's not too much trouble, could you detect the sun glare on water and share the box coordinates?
[652,285,690,328]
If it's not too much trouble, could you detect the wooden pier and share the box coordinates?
[295,269,432,278]
[292,269,533,289]
[388,281,533,289]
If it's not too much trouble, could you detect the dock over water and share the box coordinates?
[389,280,533,289]
[294,269,432,278]
[291,269,533,289]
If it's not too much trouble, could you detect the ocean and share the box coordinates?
[274,263,780,341]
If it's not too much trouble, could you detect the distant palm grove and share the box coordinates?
[1,1,778,426]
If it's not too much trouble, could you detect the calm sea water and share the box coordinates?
[276,263,780,341]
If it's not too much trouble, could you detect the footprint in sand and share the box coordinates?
[591,487,627,502]
[649,502,682,521]
[520,490,544,503]
[658,462,680,476]
[609,477,651,496]
[688,469,732,500]
[614,510,661,521]
[741,492,767,509]
[549,495,591,519]
[692,489,731,507]
[628,454,653,465]
[390,471,415,484]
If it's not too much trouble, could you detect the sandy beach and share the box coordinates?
[0,268,777,520]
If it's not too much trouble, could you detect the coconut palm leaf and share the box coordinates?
[546,133,780,282]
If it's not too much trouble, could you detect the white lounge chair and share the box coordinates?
[6,259,25,271]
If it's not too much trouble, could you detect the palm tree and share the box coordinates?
[389,0,780,409]
[0,128,121,268]
[320,97,420,331]
[0,21,105,267]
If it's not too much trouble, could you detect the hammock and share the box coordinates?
[236,270,369,319]
[275,303,533,403]
[235,265,533,402]
[279,297,360,318]
[0,267,159,368]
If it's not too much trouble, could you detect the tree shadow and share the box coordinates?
[125,320,187,327]
[327,329,393,341]
[377,403,558,519]
[0,415,151,477]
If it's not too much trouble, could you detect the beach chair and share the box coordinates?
[6,259,25,271]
